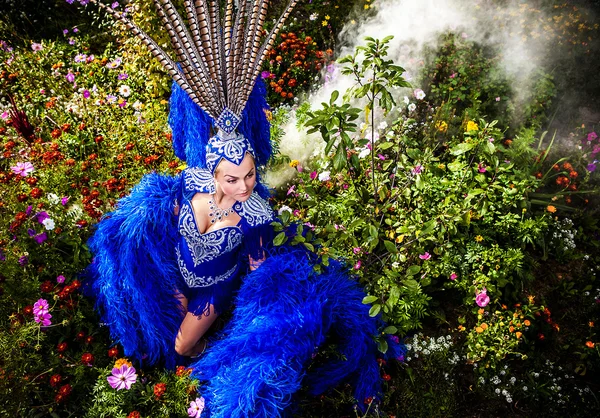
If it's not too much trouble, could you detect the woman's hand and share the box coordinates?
[248,236,265,271]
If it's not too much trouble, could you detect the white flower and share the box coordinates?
[42,218,56,231]
[523,386,528,391]
[358,148,371,159]
[278,205,292,215]
[318,171,330,182]
[413,88,426,100]
[408,103,416,112]
[403,96,410,105]
[47,193,60,205]
[378,121,388,131]
[119,85,131,97]
[132,100,143,110]
[309,12,318,21]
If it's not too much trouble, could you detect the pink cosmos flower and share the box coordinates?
[33,299,50,316]
[412,165,423,175]
[57,275,66,284]
[419,252,431,260]
[107,364,137,390]
[353,247,362,255]
[354,260,362,270]
[287,185,296,196]
[66,72,75,83]
[11,162,35,177]
[475,289,490,307]
[35,312,52,327]
[188,397,205,418]
[450,273,458,280]
[31,42,43,51]
[478,163,487,173]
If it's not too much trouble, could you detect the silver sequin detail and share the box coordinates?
[233,192,274,227]
[176,245,238,288]
[178,203,242,266]
[184,167,216,193]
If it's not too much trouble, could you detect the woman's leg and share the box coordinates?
[175,304,219,357]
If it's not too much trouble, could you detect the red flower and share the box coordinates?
[364,397,374,404]
[538,333,545,341]
[58,383,72,396]
[30,187,43,199]
[76,331,86,340]
[71,280,81,290]
[382,373,391,381]
[127,412,141,418]
[49,374,62,387]
[23,305,33,316]
[108,347,119,358]
[153,382,167,399]
[40,280,54,293]
[85,335,94,345]
[81,352,94,365]
[57,342,68,352]
[54,393,66,403]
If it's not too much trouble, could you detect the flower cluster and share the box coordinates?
[32,298,52,326]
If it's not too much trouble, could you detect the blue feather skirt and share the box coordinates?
[85,172,400,416]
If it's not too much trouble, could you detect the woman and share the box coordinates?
[174,151,267,357]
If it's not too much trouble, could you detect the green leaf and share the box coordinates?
[384,240,398,253]
[330,90,339,105]
[406,265,421,276]
[273,232,287,246]
[368,224,378,239]
[369,304,381,317]
[378,339,389,354]
[383,326,398,334]
[362,295,378,304]
[333,143,347,172]
[450,142,476,155]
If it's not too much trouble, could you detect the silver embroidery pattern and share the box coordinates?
[178,202,243,266]
[234,193,274,226]
[206,132,255,173]
[184,167,216,193]
[176,245,238,288]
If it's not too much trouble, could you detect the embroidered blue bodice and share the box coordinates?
[176,167,274,289]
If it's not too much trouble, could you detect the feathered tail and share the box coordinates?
[191,247,385,417]
[85,172,183,368]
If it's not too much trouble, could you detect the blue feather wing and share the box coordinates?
[85,172,184,367]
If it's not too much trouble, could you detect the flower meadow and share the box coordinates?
[1,0,600,417]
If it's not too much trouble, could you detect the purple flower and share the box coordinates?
[475,289,490,307]
[0,250,5,262]
[86,54,95,63]
[588,132,598,142]
[111,1,119,8]
[412,165,423,175]
[68,38,75,45]
[65,0,75,4]
[73,27,79,33]
[26,205,33,215]
[592,145,600,155]
[478,163,487,173]
[33,299,50,316]
[261,71,271,79]
[587,163,596,172]
[27,229,36,237]
[11,162,35,177]
[354,260,362,270]
[419,252,431,260]
[188,397,205,418]
[107,364,137,390]
[310,171,317,180]
[31,42,43,52]
[74,53,87,63]
[353,247,362,255]
[61,196,70,206]
[36,211,50,224]
[18,256,28,266]
[35,312,52,327]
[83,90,90,99]
[287,185,296,196]
[118,99,127,108]
[118,73,128,80]
[34,233,48,244]
[66,72,75,83]
[57,275,66,284]
[63,29,69,35]
[378,154,386,161]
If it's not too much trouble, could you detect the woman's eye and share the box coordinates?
[247,173,254,178]
[227,180,236,184]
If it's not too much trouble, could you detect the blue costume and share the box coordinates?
[85,1,404,416]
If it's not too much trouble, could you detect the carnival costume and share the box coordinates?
[85,1,404,416]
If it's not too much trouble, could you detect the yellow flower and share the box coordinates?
[528,295,535,304]
[364,4,369,9]
[458,325,466,332]
[466,121,479,132]
[264,109,273,121]
[524,320,531,326]
[435,121,448,132]
[478,308,484,315]
[437,163,446,169]
[289,160,299,168]
[114,358,132,368]
[322,20,327,26]
[475,235,483,242]
[325,15,330,20]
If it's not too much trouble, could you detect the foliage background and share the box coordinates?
[1,0,599,417]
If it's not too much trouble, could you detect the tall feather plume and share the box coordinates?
[231,1,249,94]
[224,0,235,107]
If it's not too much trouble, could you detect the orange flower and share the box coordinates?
[552,323,560,332]
[589,322,594,327]
[478,308,484,315]
[476,327,484,333]
[547,205,557,213]
[516,332,523,338]
[509,326,515,332]
[569,170,578,178]
[586,341,595,348]
[524,320,531,326]
[562,162,573,171]
[480,323,488,330]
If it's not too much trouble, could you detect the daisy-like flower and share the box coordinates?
[11,162,35,177]
[107,364,137,390]
[318,171,330,181]
[74,53,87,63]
[106,58,122,69]
[408,103,416,112]
[419,252,431,260]
[42,218,56,230]
[119,85,131,97]
[188,397,205,418]
[33,299,50,316]
[413,89,426,100]
[35,312,52,326]
[31,42,43,51]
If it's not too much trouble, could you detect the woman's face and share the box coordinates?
[214,153,256,202]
